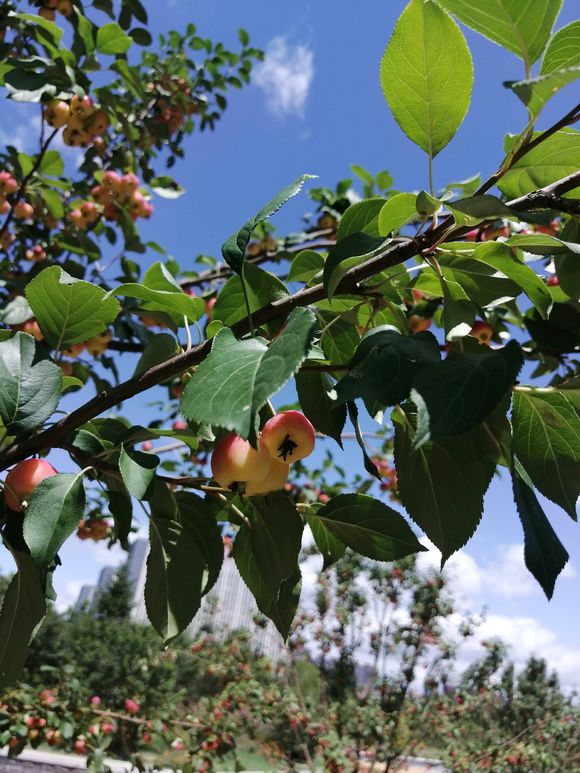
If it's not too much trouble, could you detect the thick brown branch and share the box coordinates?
[0,174,576,471]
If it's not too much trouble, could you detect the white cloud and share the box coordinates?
[254,36,314,118]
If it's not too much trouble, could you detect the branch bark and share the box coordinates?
[0,172,578,472]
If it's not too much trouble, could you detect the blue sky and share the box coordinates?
[1,1,579,685]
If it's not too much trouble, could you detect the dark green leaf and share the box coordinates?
[505,67,580,118]
[335,327,441,406]
[474,242,553,319]
[323,232,386,300]
[233,492,303,638]
[145,484,211,643]
[309,493,425,564]
[119,445,159,500]
[23,473,86,566]
[287,250,325,283]
[0,549,46,689]
[26,266,120,349]
[347,401,381,481]
[182,309,316,441]
[512,388,579,519]
[512,455,568,599]
[0,333,62,435]
[296,368,346,446]
[213,263,289,337]
[222,174,315,274]
[411,341,523,447]
[337,198,386,239]
[133,333,180,377]
[175,492,223,595]
[393,404,500,563]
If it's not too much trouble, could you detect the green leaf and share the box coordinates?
[133,333,180,377]
[505,67,580,119]
[150,176,185,199]
[541,19,580,73]
[233,492,303,638]
[511,455,568,599]
[213,263,289,336]
[306,510,347,569]
[321,314,360,366]
[39,150,63,177]
[473,242,553,319]
[411,341,523,447]
[380,0,473,157]
[439,275,477,340]
[337,198,386,239]
[222,174,315,274]
[393,404,500,563]
[26,266,120,349]
[0,549,46,689]
[512,388,579,520]
[378,193,418,236]
[0,295,33,325]
[175,492,223,596]
[106,488,132,549]
[96,22,133,54]
[448,194,517,228]
[504,233,580,255]
[334,327,441,406]
[439,0,562,65]
[323,232,387,300]
[145,485,213,643]
[287,250,325,283]
[23,473,86,566]
[416,190,452,217]
[14,12,63,44]
[498,129,580,199]
[432,251,521,308]
[119,445,159,500]
[112,262,204,324]
[524,303,580,354]
[74,9,95,55]
[181,308,317,441]
[0,333,62,435]
[308,493,425,564]
[555,219,580,298]
[295,368,346,446]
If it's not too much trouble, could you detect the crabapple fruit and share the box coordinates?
[44,100,70,129]
[4,459,57,511]
[12,318,43,341]
[245,459,290,496]
[211,433,270,489]
[470,320,494,345]
[14,200,34,220]
[408,314,431,334]
[260,411,315,463]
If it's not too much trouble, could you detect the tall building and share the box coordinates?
[74,538,286,661]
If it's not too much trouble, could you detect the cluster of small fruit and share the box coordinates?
[76,515,110,542]
[0,170,59,254]
[245,235,278,257]
[211,410,316,496]
[70,170,153,229]
[145,75,201,140]
[44,95,109,149]
[36,0,73,21]
[372,456,400,503]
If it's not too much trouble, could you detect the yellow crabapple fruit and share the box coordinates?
[210,433,271,489]
[44,100,70,129]
[260,411,316,463]
[245,459,290,496]
[84,329,112,356]
[4,459,57,511]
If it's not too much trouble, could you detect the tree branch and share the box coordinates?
[0,174,576,471]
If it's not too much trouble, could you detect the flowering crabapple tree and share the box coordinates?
[0,0,579,693]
